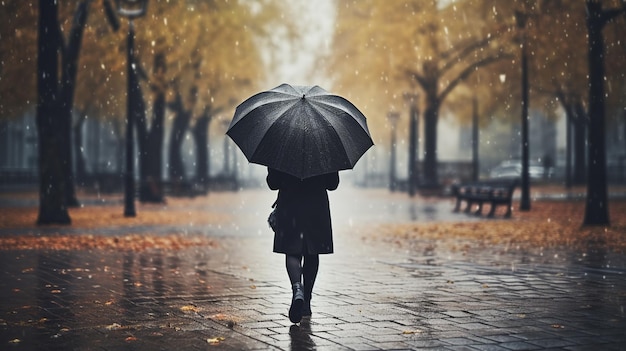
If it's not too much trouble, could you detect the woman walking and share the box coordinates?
[266,167,340,324]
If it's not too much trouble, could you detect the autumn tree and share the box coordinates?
[328,0,514,187]
[583,0,625,226]
[0,0,124,224]
[126,0,284,194]
[34,0,120,224]
[76,0,288,198]
[35,0,71,224]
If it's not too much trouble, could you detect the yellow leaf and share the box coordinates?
[180,305,200,313]
[207,337,225,345]
[402,329,422,334]
[105,323,122,330]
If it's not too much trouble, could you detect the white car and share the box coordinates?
[490,160,551,180]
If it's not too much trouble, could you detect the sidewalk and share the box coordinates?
[0,187,625,350]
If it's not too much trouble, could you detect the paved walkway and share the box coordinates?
[0,187,625,350]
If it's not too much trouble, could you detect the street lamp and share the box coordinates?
[387,111,400,192]
[472,96,479,182]
[118,0,148,217]
[515,10,531,211]
[403,93,419,197]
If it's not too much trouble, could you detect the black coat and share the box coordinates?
[267,168,339,255]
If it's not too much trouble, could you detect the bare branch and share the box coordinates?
[439,53,513,101]
[404,69,428,91]
[440,29,508,76]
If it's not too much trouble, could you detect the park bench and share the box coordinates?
[451,179,518,218]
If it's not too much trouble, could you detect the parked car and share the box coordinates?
[489,160,553,180]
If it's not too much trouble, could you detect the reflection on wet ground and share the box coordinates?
[0,187,624,350]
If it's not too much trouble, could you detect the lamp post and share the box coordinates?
[472,96,479,182]
[387,111,400,192]
[515,10,531,211]
[403,93,419,197]
[118,0,148,217]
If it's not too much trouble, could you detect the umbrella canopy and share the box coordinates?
[226,84,374,179]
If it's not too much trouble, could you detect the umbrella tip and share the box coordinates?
[302,94,305,99]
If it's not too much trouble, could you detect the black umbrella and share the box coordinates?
[226,84,374,179]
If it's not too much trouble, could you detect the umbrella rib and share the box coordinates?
[308,95,370,134]
[308,103,353,166]
[248,102,300,166]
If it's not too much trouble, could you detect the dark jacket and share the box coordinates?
[267,168,339,255]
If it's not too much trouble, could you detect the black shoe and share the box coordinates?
[289,283,304,324]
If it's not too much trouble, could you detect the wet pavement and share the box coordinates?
[0,186,625,350]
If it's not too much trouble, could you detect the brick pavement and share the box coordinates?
[1,188,625,350]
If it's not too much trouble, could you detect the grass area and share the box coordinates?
[369,199,626,254]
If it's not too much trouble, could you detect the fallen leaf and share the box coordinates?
[180,305,200,313]
[551,324,565,329]
[207,337,225,345]
[9,339,20,344]
[402,329,423,334]
[105,323,122,330]
[125,336,137,342]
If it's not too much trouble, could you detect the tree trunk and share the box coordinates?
[59,0,90,208]
[573,102,587,185]
[137,52,166,203]
[137,89,166,202]
[137,106,165,203]
[135,74,162,203]
[422,100,439,187]
[408,101,418,195]
[192,114,211,192]
[583,1,610,226]
[73,112,88,185]
[148,90,165,200]
[37,0,70,225]
[168,93,192,189]
[471,97,479,182]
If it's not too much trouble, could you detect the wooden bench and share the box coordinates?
[451,180,518,218]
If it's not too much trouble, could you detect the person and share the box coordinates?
[266,167,340,324]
